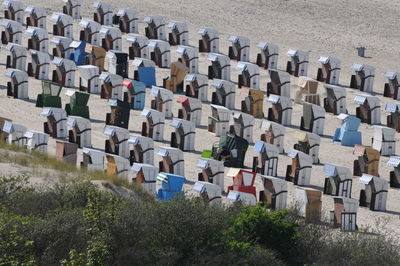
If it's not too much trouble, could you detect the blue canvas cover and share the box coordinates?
[157,172,185,201]
[69,41,88,66]
[323,164,337,177]
[132,80,146,110]
[253,141,266,153]
[333,115,362,147]
[163,174,185,192]
[341,115,361,132]
[138,67,156,88]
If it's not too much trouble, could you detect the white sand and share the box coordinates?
[0,0,399,232]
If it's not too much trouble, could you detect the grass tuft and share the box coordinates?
[0,141,131,189]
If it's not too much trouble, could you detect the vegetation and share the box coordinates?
[0,142,129,187]
[1,175,399,266]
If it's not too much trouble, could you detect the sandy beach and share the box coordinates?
[0,0,399,233]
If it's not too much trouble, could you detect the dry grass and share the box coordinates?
[0,142,130,188]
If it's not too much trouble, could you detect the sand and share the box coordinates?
[0,0,399,233]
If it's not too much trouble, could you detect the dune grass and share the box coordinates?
[0,141,130,188]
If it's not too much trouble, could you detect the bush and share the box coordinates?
[0,175,399,265]
[0,211,36,265]
[223,204,301,264]
[105,197,240,265]
[313,230,400,266]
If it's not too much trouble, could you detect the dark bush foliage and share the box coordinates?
[223,204,301,264]
[0,175,399,266]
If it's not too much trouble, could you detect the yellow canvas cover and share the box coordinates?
[353,145,380,176]
[365,147,380,176]
[305,188,322,223]
[298,77,319,93]
[90,45,106,70]
[85,43,93,54]
[249,89,264,117]
[294,131,308,142]
[295,77,320,104]
[106,155,117,175]
[165,61,189,93]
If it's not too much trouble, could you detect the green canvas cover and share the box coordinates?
[36,81,63,108]
[65,91,90,119]
[212,132,249,168]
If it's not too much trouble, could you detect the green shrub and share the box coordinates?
[313,230,400,266]
[0,211,36,266]
[105,197,238,265]
[0,175,399,265]
[30,209,88,266]
[223,204,301,264]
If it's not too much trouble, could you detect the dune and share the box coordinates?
[0,0,399,233]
